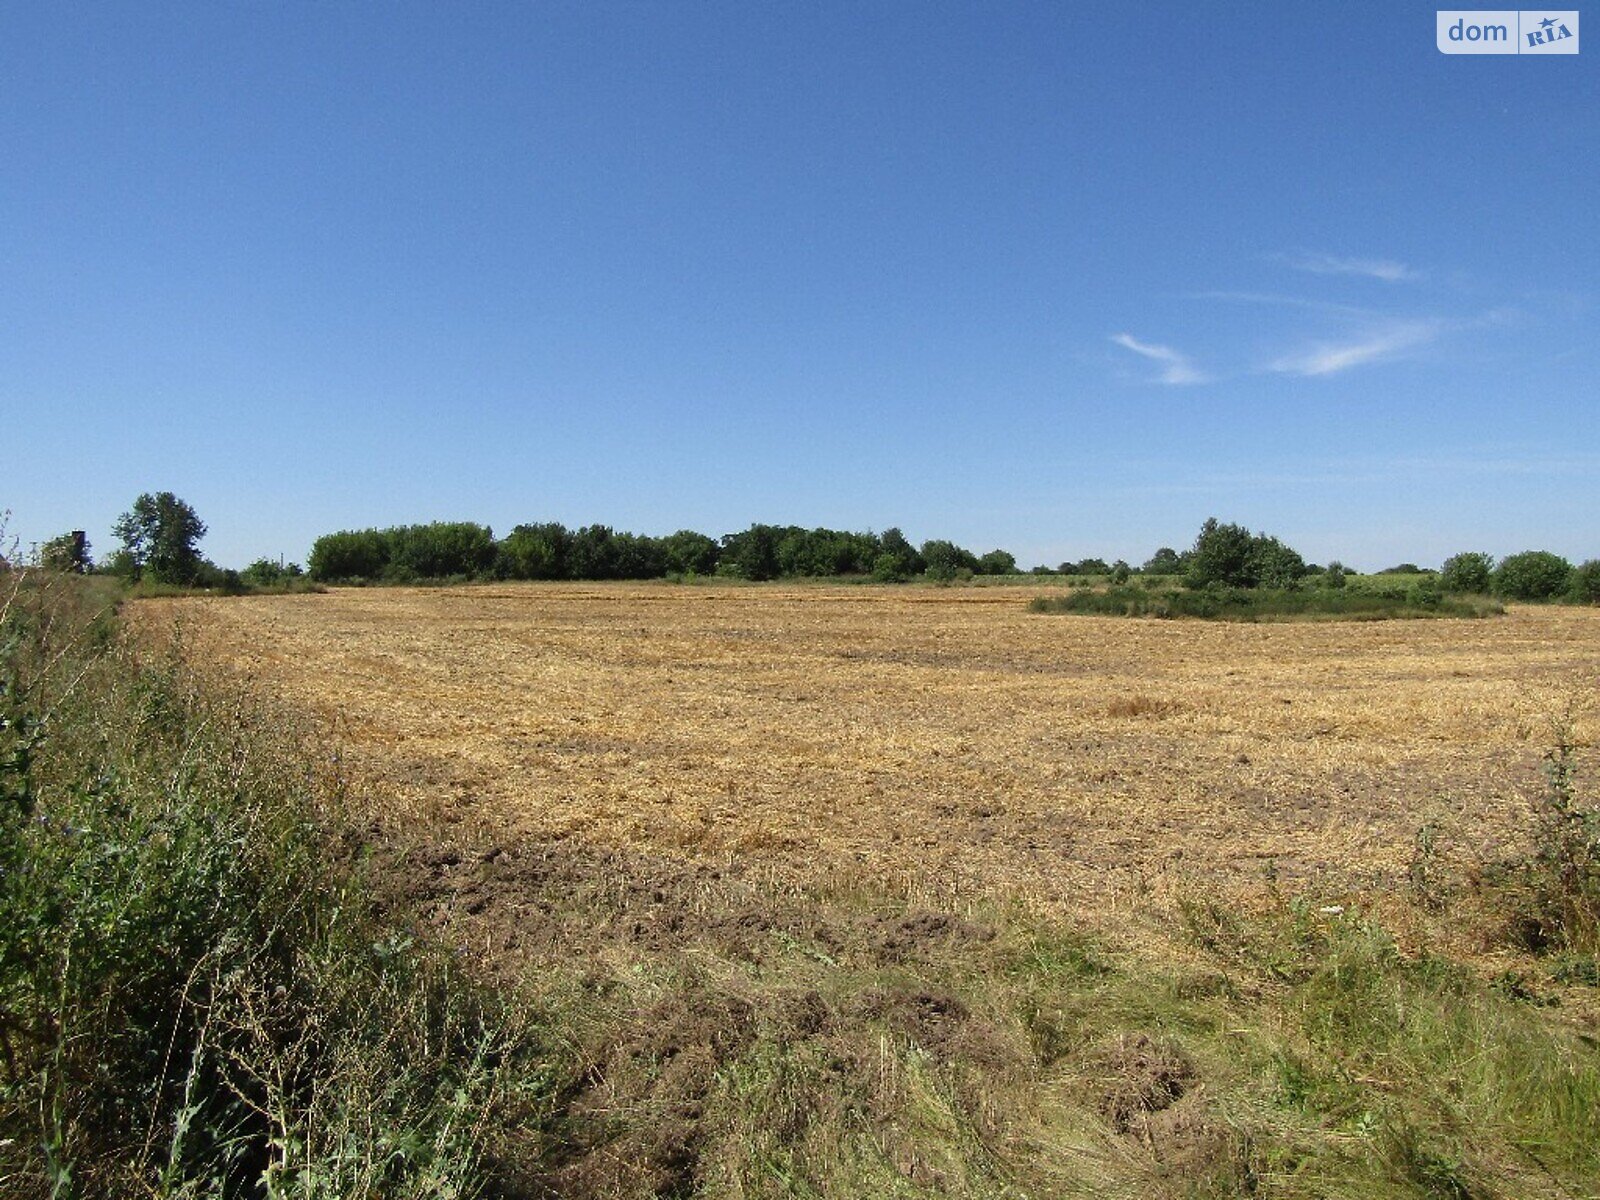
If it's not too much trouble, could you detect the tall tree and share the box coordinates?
[40,531,90,573]
[112,492,206,584]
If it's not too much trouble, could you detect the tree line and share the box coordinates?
[1178,519,1600,603]
[305,521,1022,584]
[20,494,1600,603]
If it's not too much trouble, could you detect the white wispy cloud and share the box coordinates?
[1266,319,1442,376]
[1190,290,1379,318]
[1282,252,1419,283]
[1110,333,1208,385]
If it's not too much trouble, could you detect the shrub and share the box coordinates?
[240,558,304,587]
[1568,560,1600,604]
[1186,519,1256,588]
[922,539,980,582]
[872,553,908,583]
[1440,552,1494,594]
[1249,536,1307,589]
[308,528,393,581]
[1406,577,1443,610]
[1493,551,1572,600]
[1323,561,1348,589]
[1501,715,1600,953]
[189,559,247,594]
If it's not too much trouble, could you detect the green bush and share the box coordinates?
[240,558,305,588]
[1440,552,1494,594]
[308,528,393,581]
[1406,577,1444,610]
[870,553,906,582]
[921,539,980,582]
[1492,551,1572,600]
[1568,560,1600,604]
[1250,535,1307,589]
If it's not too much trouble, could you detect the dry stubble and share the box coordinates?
[138,584,1600,922]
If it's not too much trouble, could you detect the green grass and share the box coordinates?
[1030,584,1504,621]
[0,570,532,1197]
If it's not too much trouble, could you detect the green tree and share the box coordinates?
[977,549,1018,576]
[1569,560,1600,604]
[497,523,572,580]
[389,522,495,580]
[660,530,719,576]
[720,524,782,581]
[567,525,622,579]
[1248,536,1307,589]
[1493,551,1572,600]
[1186,518,1305,590]
[877,527,924,577]
[921,540,979,582]
[308,529,393,581]
[40,531,90,573]
[1440,552,1494,594]
[112,492,206,584]
[1142,547,1183,575]
[1185,518,1256,588]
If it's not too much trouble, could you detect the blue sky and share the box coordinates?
[4,2,1596,571]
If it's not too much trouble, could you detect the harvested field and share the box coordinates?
[141,584,1600,919]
